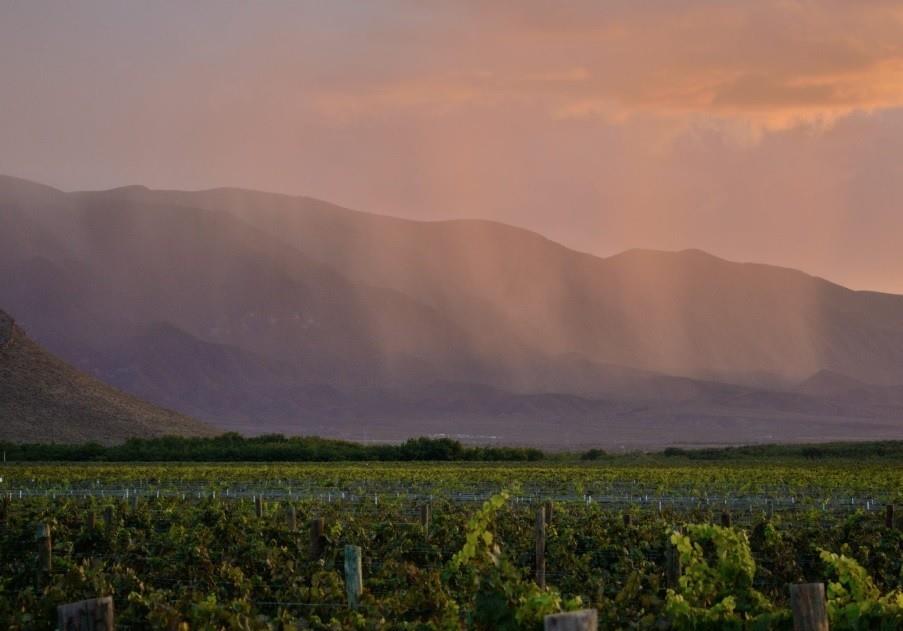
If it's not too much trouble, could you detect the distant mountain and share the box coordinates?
[2,174,903,447]
[796,370,871,398]
[796,370,903,406]
[0,175,493,388]
[76,183,903,387]
[0,309,214,444]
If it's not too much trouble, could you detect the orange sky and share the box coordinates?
[2,1,903,292]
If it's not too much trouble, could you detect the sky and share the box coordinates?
[2,1,903,292]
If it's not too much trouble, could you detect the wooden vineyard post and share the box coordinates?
[86,511,96,530]
[420,503,431,535]
[544,609,598,630]
[255,496,264,519]
[535,507,546,588]
[36,523,52,580]
[790,583,828,631]
[310,518,325,558]
[721,512,732,528]
[886,504,895,530]
[344,545,363,609]
[623,513,632,527]
[544,500,554,524]
[286,505,297,531]
[57,596,114,631]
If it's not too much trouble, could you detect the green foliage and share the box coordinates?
[660,440,903,461]
[446,490,580,630]
[10,435,903,464]
[820,549,903,628]
[0,434,544,462]
[2,462,903,627]
[448,490,510,572]
[665,524,789,629]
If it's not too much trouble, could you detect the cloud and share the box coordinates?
[2,1,903,292]
[522,67,591,83]
[303,1,903,136]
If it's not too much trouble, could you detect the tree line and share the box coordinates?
[0,434,545,462]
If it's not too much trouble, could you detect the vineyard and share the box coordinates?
[2,461,903,629]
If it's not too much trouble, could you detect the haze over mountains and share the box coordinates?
[3,174,903,448]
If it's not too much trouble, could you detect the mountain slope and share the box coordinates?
[796,370,903,406]
[89,321,330,424]
[12,175,903,390]
[0,176,498,387]
[3,174,903,447]
[0,310,214,444]
[86,184,903,386]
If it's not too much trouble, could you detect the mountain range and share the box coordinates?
[2,174,903,448]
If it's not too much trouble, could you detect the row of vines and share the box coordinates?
[1,463,902,629]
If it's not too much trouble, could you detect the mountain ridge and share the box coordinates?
[64,178,903,300]
[3,174,903,447]
[6,173,903,300]
[154,184,903,386]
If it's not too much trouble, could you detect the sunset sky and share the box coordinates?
[2,1,903,292]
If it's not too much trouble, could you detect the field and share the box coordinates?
[2,460,903,629]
